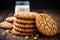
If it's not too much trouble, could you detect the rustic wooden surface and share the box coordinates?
[0,9,60,40]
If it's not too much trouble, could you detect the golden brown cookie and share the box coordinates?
[6,16,16,23]
[36,13,57,36]
[14,18,35,24]
[13,21,35,29]
[13,25,35,33]
[14,12,38,19]
[0,21,13,29]
[11,29,34,36]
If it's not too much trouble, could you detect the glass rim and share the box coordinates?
[16,1,29,3]
[15,1,30,6]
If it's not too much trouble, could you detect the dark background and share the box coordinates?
[0,0,60,10]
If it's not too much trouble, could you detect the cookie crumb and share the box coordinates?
[25,36,29,39]
[31,35,34,37]
[33,36,38,40]
[35,34,39,37]
[5,30,10,33]
[2,32,6,36]
[2,30,11,36]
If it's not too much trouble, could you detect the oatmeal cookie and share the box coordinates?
[36,13,57,36]
[14,18,34,24]
[13,25,35,33]
[0,21,13,29]
[13,22,35,29]
[14,12,38,19]
[6,16,16,23]
[11,29,34,36]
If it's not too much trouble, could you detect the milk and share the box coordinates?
[15,1,30,13]
[15,5,30,13]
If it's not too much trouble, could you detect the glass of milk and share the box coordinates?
[15,1,30,13]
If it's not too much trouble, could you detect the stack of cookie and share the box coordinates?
[11,12,38,36]
[0,16,14,30]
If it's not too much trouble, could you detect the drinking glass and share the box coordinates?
[15,1,30,13]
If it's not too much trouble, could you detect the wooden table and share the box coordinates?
[0,9,60,40]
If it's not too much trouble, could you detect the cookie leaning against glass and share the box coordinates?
[14,12,38,19]
[36,13,57,36]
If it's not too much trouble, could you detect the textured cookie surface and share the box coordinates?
[11,29,34,36]
[14,12,38,19]
[6,16,16,23]
[14,18,35,24]
[13,22,35,29]
[13,25,35,33]
[36,13,57,36]
[0,21,13,29]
